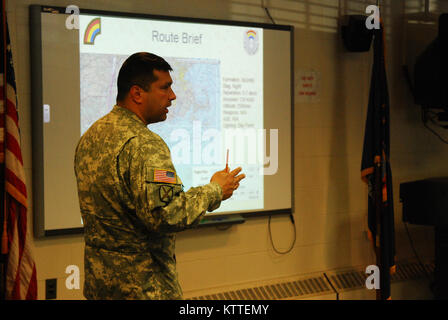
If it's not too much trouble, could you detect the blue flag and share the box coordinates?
[361,24,396,300]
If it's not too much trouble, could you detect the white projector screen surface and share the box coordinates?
[30,6,293,237]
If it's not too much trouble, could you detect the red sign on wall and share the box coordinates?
[296,70,320,102]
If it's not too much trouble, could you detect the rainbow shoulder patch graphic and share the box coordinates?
[83,18,101,45]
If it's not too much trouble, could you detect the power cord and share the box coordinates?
[403,65,448,144]
[422,108,448,144]
[268,213,296,254]
[261,0,276,24]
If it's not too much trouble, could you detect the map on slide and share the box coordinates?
[80,53,221,136]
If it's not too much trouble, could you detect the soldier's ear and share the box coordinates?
[129,85,144,104]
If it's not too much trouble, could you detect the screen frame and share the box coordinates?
[30,4,295,237]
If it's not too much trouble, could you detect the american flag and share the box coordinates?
[0,2,37,300]
[154,169,176,184]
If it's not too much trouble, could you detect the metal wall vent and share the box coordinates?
[189,275,333,300]
[325,270,366,291]
[390,261,432,282]
[424,262,435,274]
[325,260,434,293]
[186,260,433,300]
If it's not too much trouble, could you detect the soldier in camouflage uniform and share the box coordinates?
[74,52,245,299]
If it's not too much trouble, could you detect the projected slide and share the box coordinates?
[78,15,264,213]
[31,5,292,236]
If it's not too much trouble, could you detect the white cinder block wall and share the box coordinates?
[6,0,447,299]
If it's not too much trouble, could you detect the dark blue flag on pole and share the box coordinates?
[361,24,396,300]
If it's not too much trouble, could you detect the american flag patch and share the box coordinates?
[154,169,176,184]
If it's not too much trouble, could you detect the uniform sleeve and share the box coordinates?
[123,141,223,233]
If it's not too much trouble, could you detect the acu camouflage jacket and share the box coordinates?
[74,105,222,299]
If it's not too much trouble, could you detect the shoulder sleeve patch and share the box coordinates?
[153,169,176,184]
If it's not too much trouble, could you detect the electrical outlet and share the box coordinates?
[45,278,57,300]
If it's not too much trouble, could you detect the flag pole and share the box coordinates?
[375,15,381,299]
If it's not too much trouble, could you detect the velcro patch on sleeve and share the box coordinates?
[153,169,176,184]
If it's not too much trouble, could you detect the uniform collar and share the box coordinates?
[112,105,147,126]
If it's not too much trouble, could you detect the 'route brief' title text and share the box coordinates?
[152,30,203,44]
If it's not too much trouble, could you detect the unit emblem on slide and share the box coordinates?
[84,18,101,45]
[244,29,259,55]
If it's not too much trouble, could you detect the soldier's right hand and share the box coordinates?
[210,167,245,200]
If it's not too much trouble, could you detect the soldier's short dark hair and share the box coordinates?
[116,52,173,102]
